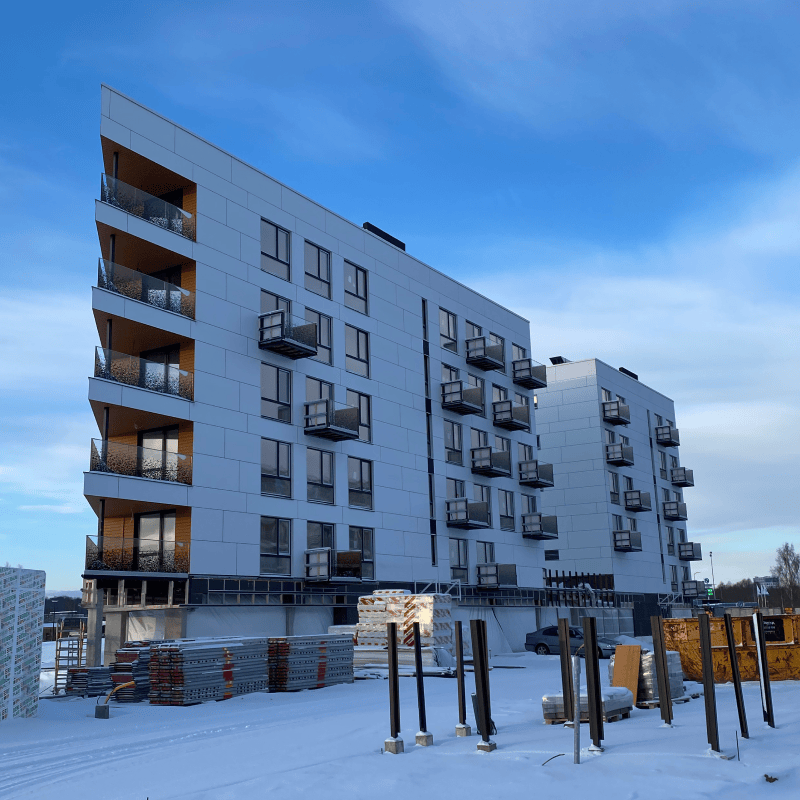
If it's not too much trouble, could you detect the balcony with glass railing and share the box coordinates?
[465,337,504,371]
[624,489,651,512]
[678,542,702,561]
[613,529,642,552]
[671,467,694,487]
[304,548,365,581]
[97,259,195,319]
[602,400,630,425]
[605,443,634,466]
[85,535,189,574]
[94,347,193,401]
[682,579,704,597]
[258,311,318,359]
[441,381,484,415]
[100,174,195,240]
[476,563,518,588]
[90,439,192,484]
[492,399,530,431]
[470,447,512,477]
[521,513,558,540]
[303,399,359,441]
[519,460,554,488]
[446,498,490,529]
[655,425,680,447]
[512,358,547,389]
[663,501,688,521]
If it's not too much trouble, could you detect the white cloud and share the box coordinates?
[18,504,86,514]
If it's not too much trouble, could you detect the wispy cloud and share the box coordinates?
[18,504,86,514]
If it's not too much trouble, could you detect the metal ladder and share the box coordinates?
[53,622,85,694]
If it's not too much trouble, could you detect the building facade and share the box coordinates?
[536,358,701,598]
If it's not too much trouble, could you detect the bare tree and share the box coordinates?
[771,542,800,608]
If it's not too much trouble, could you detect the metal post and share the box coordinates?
[106,318,113,352]
[102,406,110,463]
[572,653,581,764]
[413,622,433,745]
[752,612,775,728]
[698,613,721,753]
[582,616,603,750]
[650,615,673,725]
[471,619,496,752]
[384,622,403,753]
[455,621,471,736]
[112,151,119,180]
[109,232,115,264]
[723,613,749,739]
[558,617,575,722]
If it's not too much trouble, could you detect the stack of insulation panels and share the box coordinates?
[637,650,685,701]
[111,644,152,702]
[268,634,354,692]
[352,645,439,671]
[386,593,453,651]
[149,637,269,705]
[541,686,634,722]
[355,594,392,646]
[327,625,358,645]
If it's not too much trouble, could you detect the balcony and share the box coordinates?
[304,549,364,581]
[682,579,705,598]
[303,399,359,441]
[613,529,642,552]
[663,501,688,521]
[522,513,558,540]
[471,447,512,477]
[602,401,630,425]
[446,498,490,529]
[671,467,694,487]
[258,311,318,359]
[605,443,634,466]
[519,460,554,488]
[623,490,652,512]
[97,259,195,319]
[90,439,192,484]
[492,400,530,431]
[477,563,518,589]
[678,542,702,561]
[85,535,189,574]
[655,426,680,447]
[441,381,483,415]
[94,347,193,401]
[512,358,547,389]
[100,174,195,240]
[465,337,504,371]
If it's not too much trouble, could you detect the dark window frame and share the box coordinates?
[307,447,335,505]
[344,261,368,315]
[345,324,370,377]
[260,516,291,575]
[304,240,331,298]
[261,362,292,423]
[444,419,463,465]
[349,526,375,580]
[348,456,373,509]
[307,521,335,550]
[439,308,457,352]
[261,438,291,497]
[346,389,372,443]
[498,489,515,530]
[260,219,291,281]
[305,308,332,365]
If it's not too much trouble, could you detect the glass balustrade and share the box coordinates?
[94,347,193,400]
[90,439,192,484]
[85,535,189,573]
[97,259,195,319]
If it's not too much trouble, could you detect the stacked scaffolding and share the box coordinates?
[111,643,152,702]
[268,634,354,691]
[65,666,114,697]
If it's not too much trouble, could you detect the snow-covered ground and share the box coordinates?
[2,650,798,799]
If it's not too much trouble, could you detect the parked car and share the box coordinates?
[524,625,617,658]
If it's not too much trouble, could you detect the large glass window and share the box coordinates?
[519,442,534,461]
[348,457,373,509]
[512,343,527,361]
[307,521,335,550]
[261,363,291,422]
[345,325,370,377]
[134,510,176,569]
[260,516,291,574]
[447,477,465,499]
[544,550,559,561]
[477,541,494,564]
[609,471,620,504]
[473,483,491,516]
[492,384,508,403]
[499,489,514,530]
[260,290,290,315]
[260,219,290,281]
[304,241,330,298]
[305,308,332,365]
[349,526,374,579]
[344,261,368,314]
[522,494,537,514]
[489,332,505,369]
[442,363,459,383]
[261,439,291,497]
[666,526,675,555]
[439,308,457,352]
[467,373,485,414]
[449,538,468,581]
[306,376,333,402]
[346,389,371,442]
[444,419,462,464]
[307,448,334,504]
[471,428,488,449]
[465,321,482,339]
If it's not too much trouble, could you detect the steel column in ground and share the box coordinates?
[698,613,721,753]
[471,619,495,751]
[753,612,775,728]
[723,613,749,739]
[558,617,574,722]
[650,615,673,725]
[384,622,403,753]
[413,623,432,745]
[582,616,603,749]
[455,621,471,736]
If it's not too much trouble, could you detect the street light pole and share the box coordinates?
[709,552,716,594]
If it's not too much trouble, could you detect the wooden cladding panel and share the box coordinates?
[181,263,196,294]
[183,186,197,219]
[178,421,193,456]
[179,341,195,374]
[108,433,138,447]
[175,507,191,546]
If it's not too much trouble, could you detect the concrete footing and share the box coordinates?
[455,723,472,737]
[384,737,404,754]
[415,731,433,746]
[477,740,497,752]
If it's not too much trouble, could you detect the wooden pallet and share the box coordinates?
[544,709,631,725]
[636,695,691,710]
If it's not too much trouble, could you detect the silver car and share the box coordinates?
[525,625,617,658]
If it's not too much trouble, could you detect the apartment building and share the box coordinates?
[84,86,557,655]
[535,358,701,603]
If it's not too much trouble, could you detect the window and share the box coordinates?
[601,388,613,402]
[494,434,510,453]
[519,442,534,462]
[261,439,291,497]
[659,451,668,480]
[512,343,527,361]
[306,376,333,402]
[444,419,462,464]
[662,488,671,502]
[544,550,559,561]
[536,435,541,450]
[533,393,538,409]
[305,308,332,364]
[134,510,176,564]
[670,564,678,590]
[620,434,630,446]
[428,474,435,518]
[670,455,678,469]
[344,261,368,314]
[348,457,373,508]
[465,321,482,339]
[346,389,371,442]
[624,476,634,491]
[612,514,623,530]
[421,298,428,341]
[628,517,638,531]
[682,566,690,582]
[477,541,494,564]
[678,529,687,543]
[423,355,431,398]
[304,241,330,298]
[673,490,682,502]
[467,374,485,414]
[666,419,674,428]
[473,483,491,516]
[439,308,457,352]
[489,332,505,369]
[307,448,334,504]
[499,490,514,530]
[447,477,465,499]
[260,516,291,574]
[260,219,290,281]
[609,471,620,504]
[604,429,616,445]
[442,363,459,383]
[514,392,529,409]
[260,290,291,315]
[522,494,537,514]
[471,428,488,449]
[261,363,291,422]
[654,414,663,427]
[666,527,675,555]
[307,521,334,550]
[617,395,626,404]
[492,384,508,403]
[345,325,370,377]
[349,527,374,579]
[449,538,468,581]
[426,414,434,458]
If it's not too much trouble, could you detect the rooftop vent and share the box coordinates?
[549,356,570,365]
[618,367,639,380]
[362,222,405,251]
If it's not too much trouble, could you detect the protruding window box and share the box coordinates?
[519,460,554,488]
[663,501,688,521]
[303,399,359,441]
[605,443,634,466]
[477,563,518,589]
[493,400,530,430]
[465,337,504,371]
[624,490,651,512]
[522,513,558,540]
[441,381,483,415]
[655,426,680,447]
[446,499,490,529]
[304,548,364,581]
[602,401,630,425]
[90,439,192,484]
[613,529,642,552]
[512,358,547,389]
[671,467,694,487]
[85,535,189,574]
[258,311,318,359]
[682,579,704,598]
[678,542,702,561]
[471,447,512,477]
[98,259,195,319]
[94,347,193,401]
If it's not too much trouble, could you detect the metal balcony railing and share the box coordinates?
[98,259,195,319]
[519,460,554,488]
[441,381,483,415]
[492,400,530,430]
[303,399,359,441]
[90,439,192,484]
[100,174,196,240]
[671,467,694,487]
[476,563,518,588]
[655,425,680,447]
[678,542,702,561]
[512,358,547,389]
[446,499,490,529]
[663,501,688,521]
[471,447,512,477]
[682,579,705,597]
[465,337,504,371]
[613,529,642,552]
[601,400,630,425]
[85,535,189,574]
[94,347,193,401]
[304,548,364,581]
[521,513,558,540]
[605,443,634,466]
[623,490,651,512]
[258,311,318,359]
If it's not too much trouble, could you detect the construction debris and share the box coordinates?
[542,686,633,724]
[609,648,685,703]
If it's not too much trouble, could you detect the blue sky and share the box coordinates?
[1,1,798,589]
